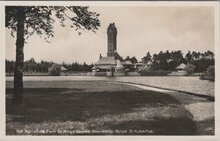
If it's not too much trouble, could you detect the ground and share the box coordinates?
[6,81,214,135]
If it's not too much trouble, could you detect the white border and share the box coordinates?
[0,1,219,141]
[0,2,6,138]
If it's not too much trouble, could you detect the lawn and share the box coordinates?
[6,81,213,135]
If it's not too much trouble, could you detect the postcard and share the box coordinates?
[0,1,219,141]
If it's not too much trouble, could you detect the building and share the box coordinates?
[134,60,153,71]
[93,23,125,76]
[169,63,188,76]
[176,63,187,72]
[48,63,61,76]
[60,66,68,76]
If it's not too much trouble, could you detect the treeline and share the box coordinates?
[123,56,138,64]
[61,62,93,72]
[6,58,53,73]
[6,58,94,73]
[6,50,214,73]
[141,50,214,72]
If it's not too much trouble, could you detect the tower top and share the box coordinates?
[107,23,117,33]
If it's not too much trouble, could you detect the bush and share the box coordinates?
[185,64,196,75]
[138,70,170,76]
[207,66,215,81]
[199,66,215,81]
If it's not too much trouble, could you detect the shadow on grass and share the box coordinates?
[6,88,197,135]
[196,118,215,135]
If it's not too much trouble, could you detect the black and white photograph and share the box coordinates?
[0,1,219,139]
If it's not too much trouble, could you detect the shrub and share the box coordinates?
[139,70,170,76]
[185,64,196,75]
[207,66,215,81]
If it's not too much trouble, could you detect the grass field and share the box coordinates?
[6,81,214,135]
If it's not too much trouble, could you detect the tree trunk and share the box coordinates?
[12,7,25,104]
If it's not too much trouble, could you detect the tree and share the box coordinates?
[142,52,151,64]
[6,6,100,104]
[130,56,138,64]
[185,51,192,63]
[124,56,130,62]
[191,51,198,61]
[124,56,138,64]
[6,60,15,74]
[207,66,215,81]
[185,64,196,75]
[206,50,214,60]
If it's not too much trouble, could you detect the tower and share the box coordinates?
[107,23,117,57]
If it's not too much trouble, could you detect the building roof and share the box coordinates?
[176,63,186,69]
[95,57,116,65]
[60,66,68,71]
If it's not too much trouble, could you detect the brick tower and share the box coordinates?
[107,23,117,57]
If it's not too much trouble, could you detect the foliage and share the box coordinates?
[130,56,138,64]
[199,66,215,81]
[142,52,152,64]
[138,70,171,76]
[185,64,196,75]
[151,50,184,71]
[185,51,193,63]
[5,60,15,73]
[62,61,94,72]
[5,59,94,74]
[141,50,214,73]
[6,6,101,41]
[207,66,215,76]
[5,6,100,104]
[124,56,138,64]
[207,66,215,81]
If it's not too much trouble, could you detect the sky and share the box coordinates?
[6,6,215,64]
